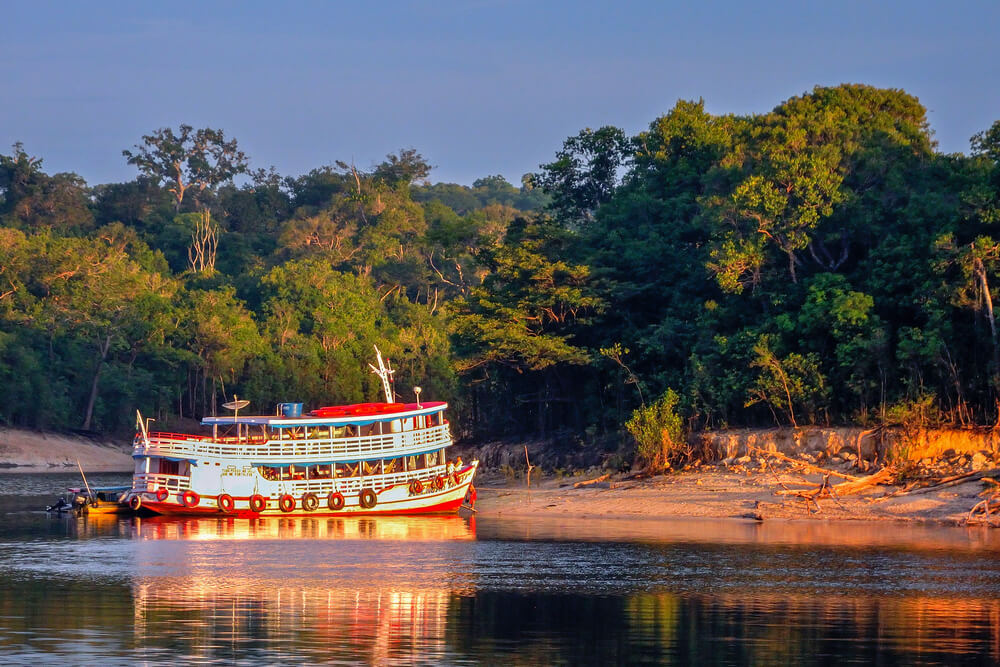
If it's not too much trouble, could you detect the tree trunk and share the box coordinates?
[974,255,1000,385]
[82,333,112,431]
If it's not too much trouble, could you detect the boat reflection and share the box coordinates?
[127,513,476,542]
[123,515,478,663]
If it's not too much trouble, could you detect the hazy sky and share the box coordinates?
[2,1,997,187]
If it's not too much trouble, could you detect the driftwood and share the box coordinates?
[750,446,862,482]
[968,478,1000,525]
[774,468,892,498]
[573,474,610,489]
[882,469,1000,499]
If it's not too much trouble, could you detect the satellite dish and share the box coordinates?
[222,395,250,424]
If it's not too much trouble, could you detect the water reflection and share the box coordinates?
[1,481,1000,665]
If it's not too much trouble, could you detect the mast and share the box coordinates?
[369,345,395,403]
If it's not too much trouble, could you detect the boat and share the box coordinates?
[124,348,478,516]
[58,485,131,514]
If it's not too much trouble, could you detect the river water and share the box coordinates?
[1,473,999,665]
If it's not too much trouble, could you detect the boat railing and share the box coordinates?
[135,423,452,463]
[268,463,466,496]
[132,473,191,493]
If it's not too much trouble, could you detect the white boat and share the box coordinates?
[124,350,477,516]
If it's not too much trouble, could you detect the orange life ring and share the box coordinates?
[181,490,200,508]
[359,488,377,509]
[452,472,461,486]
[327,491,345,511]
[155,488,169,502]
[217,493,235,513]
[129,495,142,511]
[301,492,319,511]
[434,475,445,491]
[249,494,267,512]
[409,479,423,495]
[279,494,295,513]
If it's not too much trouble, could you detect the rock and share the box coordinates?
[943,448,957,458]
[971,452,988,471]
[737,455,751,464]
[843,452,857,463]
[722,456,736,467]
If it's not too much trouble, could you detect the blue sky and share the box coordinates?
[2,1,998,187]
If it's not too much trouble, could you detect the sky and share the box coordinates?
[2,1,998,187]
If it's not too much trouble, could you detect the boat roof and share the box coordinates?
[201,401,447,427]
[68,486,130,493]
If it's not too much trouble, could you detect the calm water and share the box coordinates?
[1,474,999,665]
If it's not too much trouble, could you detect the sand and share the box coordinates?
[473,466,998,526]
[0,428,133,472]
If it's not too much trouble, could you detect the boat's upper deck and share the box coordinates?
[134,401,452,465]
[200,401,446,428]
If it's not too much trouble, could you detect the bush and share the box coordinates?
[625,389,685,472]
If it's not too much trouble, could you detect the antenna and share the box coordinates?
[136,410,150,447]
[368,345,395,403]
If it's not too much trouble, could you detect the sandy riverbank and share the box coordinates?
[0,428,132,472]
[473,465,999,526]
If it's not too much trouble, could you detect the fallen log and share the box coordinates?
[774,468,892,498]
[573,473,610,489]
[885,469,1000,498]
[750,446,862,482]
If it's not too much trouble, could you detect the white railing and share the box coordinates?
[132,473,191,493]
[265,463,465,496]
[133,424,452,464]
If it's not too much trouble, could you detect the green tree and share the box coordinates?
[123,125,249,211]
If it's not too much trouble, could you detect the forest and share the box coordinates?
[2,84,1000,461]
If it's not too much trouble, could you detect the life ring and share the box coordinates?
[181,490,200,508]
[217,493,235,513]
[301,492,319,511]
[155,488,169,502]
[279,494,295,513]
[434,476,445,491]
[359,488,377,509]
[409,479,423,495]
[129,495,142,511]
[327,491,345,511]
[249,494,267,512]
[452,472,461,486]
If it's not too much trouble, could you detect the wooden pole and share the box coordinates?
[77,459,93,499]
[524,445,535,489]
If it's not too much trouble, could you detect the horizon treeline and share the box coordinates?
[2,83,1000,447]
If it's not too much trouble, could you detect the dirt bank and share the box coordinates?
[0,428,132,472]
[468,426,1000,526]
[473,465,998,526]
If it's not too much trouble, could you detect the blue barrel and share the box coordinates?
[280,402,303,418]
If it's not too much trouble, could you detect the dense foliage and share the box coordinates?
[2,84,999,451]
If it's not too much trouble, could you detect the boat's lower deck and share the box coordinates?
[127,461,478,516]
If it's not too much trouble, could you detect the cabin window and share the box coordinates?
[159,459,180,475]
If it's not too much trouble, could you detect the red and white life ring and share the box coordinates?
[249,494,267,512]
[278,494,295,513]
[217,493,235,513]
[181,490,200,508]
[327,491,345,511]
[155,488,169,502]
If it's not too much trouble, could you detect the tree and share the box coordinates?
[532,126,633,225]
[123,125,249,211]
[0,143,93,232]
